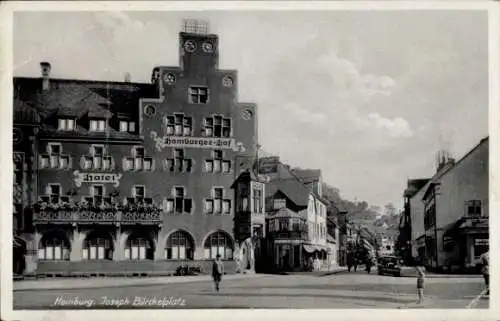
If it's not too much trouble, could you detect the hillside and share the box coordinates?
[323,182,400,238]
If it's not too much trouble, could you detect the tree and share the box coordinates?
[384,203,398,218]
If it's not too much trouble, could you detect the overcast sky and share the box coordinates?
[13,10,489,210]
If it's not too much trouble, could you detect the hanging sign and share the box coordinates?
[73,170,122,187]
[150,131,246,152]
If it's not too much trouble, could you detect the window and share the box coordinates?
[39,143,71,170]
[165,114,192,136]
[58,118,75,131]
[165,149,192,173]
[188,86,209,104]
[133,185,145,203]
[164,187,193,215]
[466,200,482,217]
[82,232,113,260]
[205,188,231,215]
[119,121,136,133]
[124,235,153,260]
[92,145,104,169]
[165,231,194,260]
[89,185,104,205]
[252,188,263,213]
[48,184,61,204]
[205,150,231,173]
[38,233,70,261]
[204,231,233,260]
[89,119,107,132]
[273,199,286,210]
[204,116,231,137]
[124,146,153,172]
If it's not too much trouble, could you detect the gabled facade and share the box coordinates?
[13,21,259,276]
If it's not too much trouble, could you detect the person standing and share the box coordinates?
[212,254,224,292]
[415,257,426,305]
[480,250,489,295]
[347,253,353,272]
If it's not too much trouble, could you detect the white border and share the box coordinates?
[1,1,499,321]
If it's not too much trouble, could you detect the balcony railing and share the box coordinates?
[33,201,162,224]
[267,229,308,240]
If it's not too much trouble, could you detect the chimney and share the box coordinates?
[40,62,51,91]
[124,72,131,83]
[151,68,160,84]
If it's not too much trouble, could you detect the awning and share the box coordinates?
[303,245,315,253]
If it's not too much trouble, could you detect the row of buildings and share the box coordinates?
[398,138,489,272]
[12,21,362,277]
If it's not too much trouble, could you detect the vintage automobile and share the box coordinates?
[377,256,417,277]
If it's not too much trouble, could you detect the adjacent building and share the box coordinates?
[258,157,329,272]
[13,21,260,276]
[405,137,489,272]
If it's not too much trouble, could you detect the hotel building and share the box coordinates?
[13,21,260,276]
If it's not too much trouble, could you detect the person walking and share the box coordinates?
[347,253,353,272]
[479,250,489,295]
[415,257,426,305]
[212,254,224,292]
[353,256,358,272]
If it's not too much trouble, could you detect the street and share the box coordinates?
[14,271,489,309]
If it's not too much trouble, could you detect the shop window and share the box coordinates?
[165,230,194,260]
[38,232,70,261]
[82,232,113,260]
[124,236,153,260]
[203,231,233,260]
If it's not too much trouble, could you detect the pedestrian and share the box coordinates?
[479,250,489,295]
[347,253,352,272]
[212,254,224,292]
[415,257,426,305]
[353,256,358,272]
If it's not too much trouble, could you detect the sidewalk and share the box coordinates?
[14,273,268,291]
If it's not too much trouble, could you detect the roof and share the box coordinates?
[13,77,156,139]
[404,178,430,197]
[14,99,41,125]
[266,178,310,207]
[267,207,304,220]
[290,168,321,184]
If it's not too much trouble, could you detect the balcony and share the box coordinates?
[33,202,162,225]
[267,229,308,240]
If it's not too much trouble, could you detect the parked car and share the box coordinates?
[377,256,416,277]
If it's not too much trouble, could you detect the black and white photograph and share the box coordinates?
[1,1,499,320]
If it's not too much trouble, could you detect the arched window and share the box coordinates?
[204,231,233,260]
[165,230,194,260]
[125,234,154,260]
[38,231,70,261]
[83,231,114,260]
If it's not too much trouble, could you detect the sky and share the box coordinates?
[12,10,489,210]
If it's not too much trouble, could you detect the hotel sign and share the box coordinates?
[150,132,246,152]
[73,170,122,187]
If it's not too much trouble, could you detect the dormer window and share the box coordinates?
[119,121,136,133]
[58,118,75,131]
[90,119,106,132]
